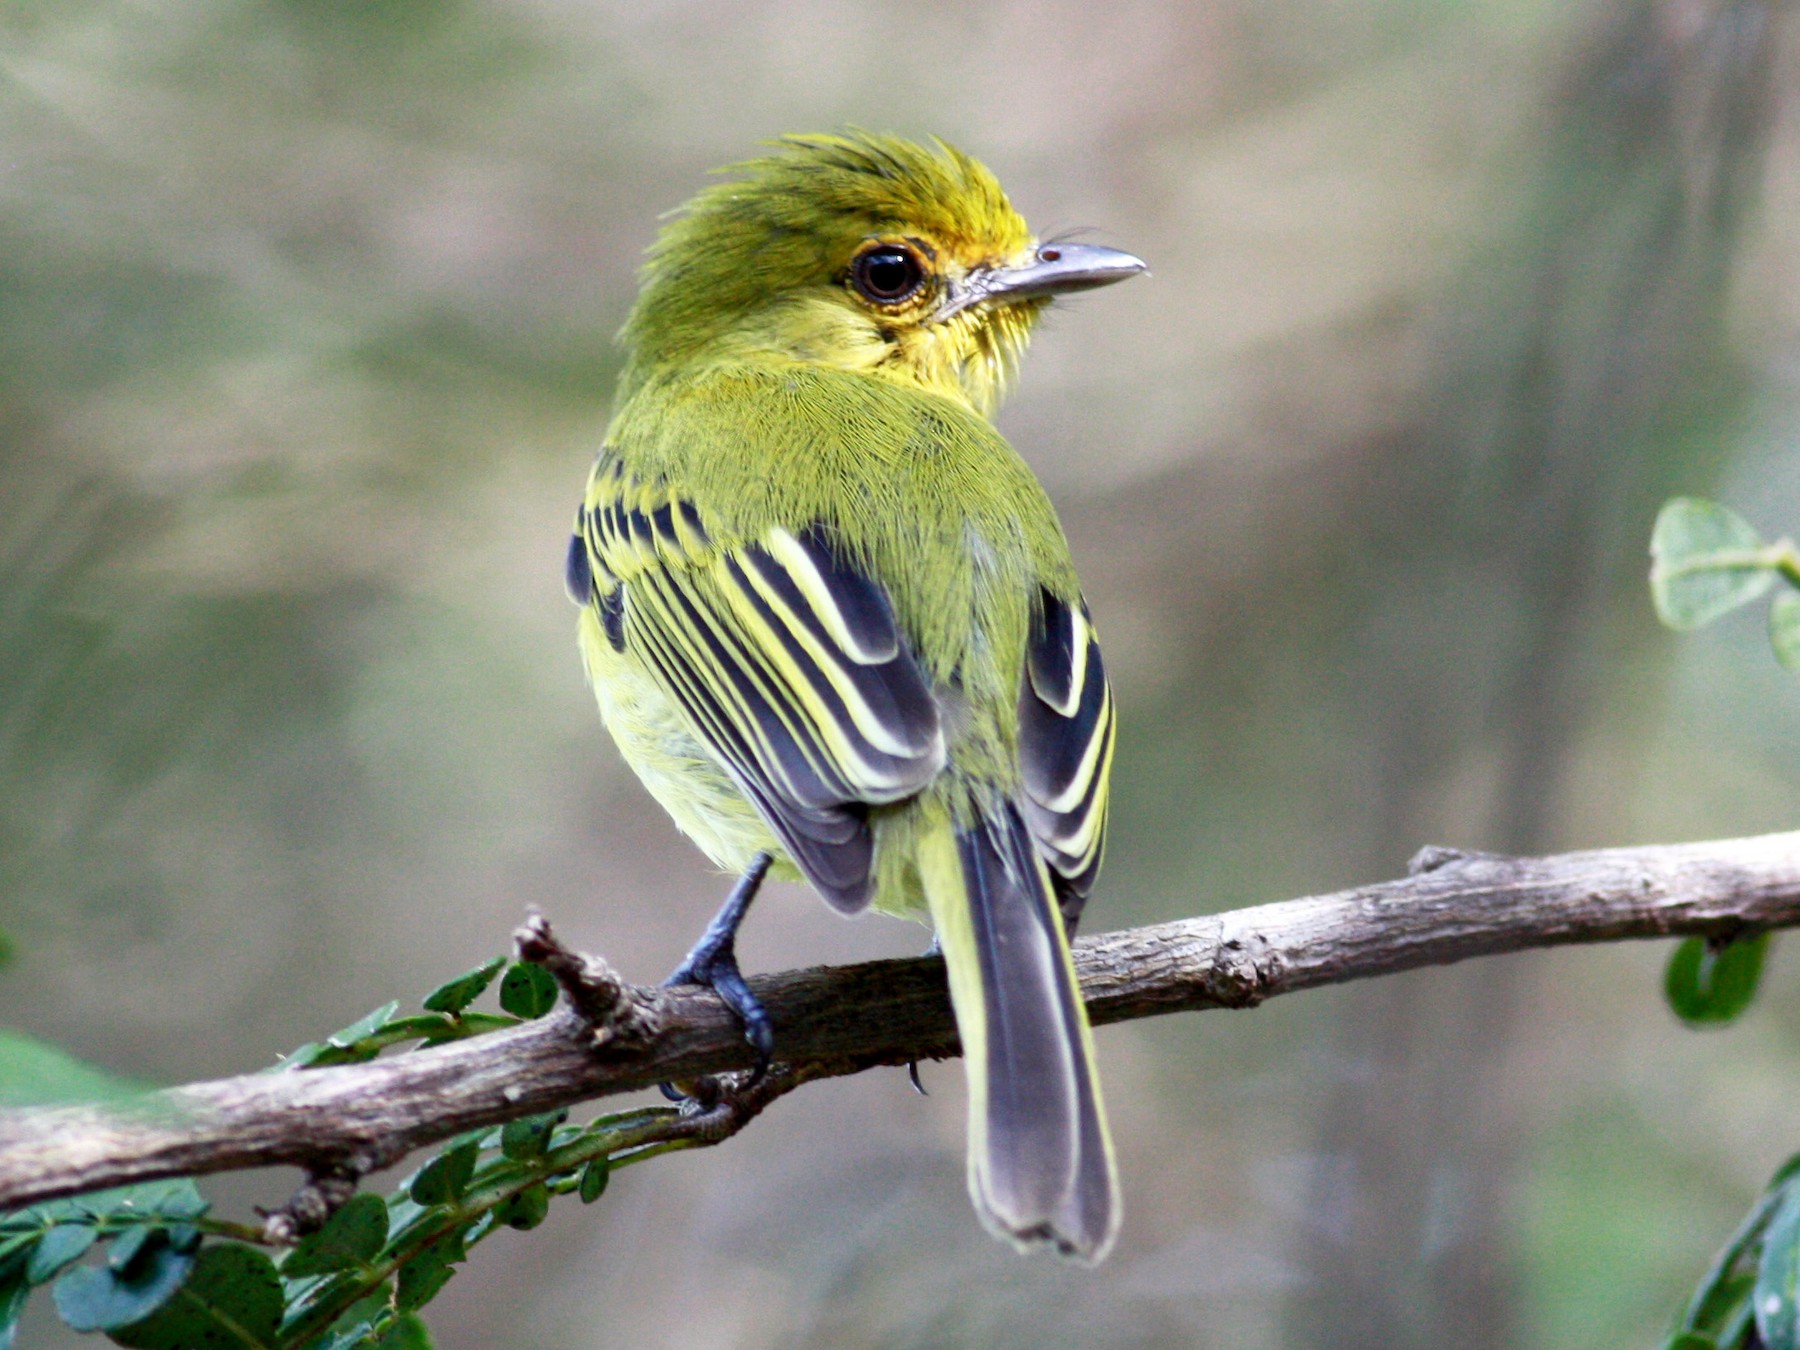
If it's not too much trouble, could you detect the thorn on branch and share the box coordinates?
[514,909,658,1051]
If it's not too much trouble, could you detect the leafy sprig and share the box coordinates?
[1648,495,1791,1031]
[1650,497,1800,668]
[1663,1156,1800,1350]
[0,956,684,1349]
[1651,495,1799,1347]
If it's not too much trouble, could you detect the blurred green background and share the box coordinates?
[3,0,1798,1345]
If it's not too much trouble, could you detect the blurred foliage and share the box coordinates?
[1662,1154,1800,1350]
[0,1032,143,1111]
[1665,932,1772,1027]
[1275,0,1781,1341]
[1651,491,1800,1346]
[1653,497,1800,668]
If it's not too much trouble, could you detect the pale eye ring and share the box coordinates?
[850,244,926,304]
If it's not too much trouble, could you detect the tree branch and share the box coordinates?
[2,830,1796,1211]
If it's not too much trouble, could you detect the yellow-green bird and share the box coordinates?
[566,132,1143,1262]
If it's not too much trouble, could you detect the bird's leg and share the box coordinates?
[663,852,774,1085]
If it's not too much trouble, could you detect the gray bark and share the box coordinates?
[0,829,1793,1212]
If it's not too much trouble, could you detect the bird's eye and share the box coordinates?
[851,245,926,304]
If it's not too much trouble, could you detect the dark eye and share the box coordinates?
[851,245,925,304]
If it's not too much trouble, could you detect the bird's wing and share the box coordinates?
[1018,588,1116,930]
[569,449,946,913]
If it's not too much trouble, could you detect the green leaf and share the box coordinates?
[51,1239,194,1332]
[498,963,557,1020]
[1759,1184,1800,1350]
[20,1198,89,1226]
[1771,591,1800,671]
[277,1042,333,1071]
[328,1003,402,1050]
[286,1045,373,1070]
[282,1194,389,1277]
[421,957,506,1015]
[0,1235,36,1282]
[1651,498,1775,630]
[497,1183,550,1232]
[108,1179,209,1224]
[107,1225,158,1274]
[300,1289,389,1350]
[393,1233,464,1313]
[578,1158,610,1205]
[309,1321,378,1350]
[1670,1171,1794,1343]
[377,1014,458,1043]
[25,1223,96,1284]
[1666,934,1771,1026]
[165,1224,203,1255]
[500,1110,566,1161]
[0,1277,29,1350]
[286,1003,411,1069]
[408,1140,480,1207]
[459,1211,497,1247]
[420,1012,516,1041]
[1680,1270,1755,1343]
[1663,1334,1720,1350]
[375,1312,436,1349]
[110,1243,282,1350]
[0,1030,147,1108]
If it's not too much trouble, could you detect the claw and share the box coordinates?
[905,934,940,1095]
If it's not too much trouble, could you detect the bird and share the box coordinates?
[565,131,1143,1262]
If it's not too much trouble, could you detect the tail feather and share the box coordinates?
[922,798,1120,1262]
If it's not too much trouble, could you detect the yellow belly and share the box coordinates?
[580,609,790,879]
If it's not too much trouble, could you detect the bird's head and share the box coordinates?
[618,132,1144,417]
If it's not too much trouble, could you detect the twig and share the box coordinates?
[0,829,1795,1211]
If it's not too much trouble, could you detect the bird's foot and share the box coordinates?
[662,933,773,1088]
[661,855,774,1097]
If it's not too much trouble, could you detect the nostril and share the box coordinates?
[1039,247,1062,262]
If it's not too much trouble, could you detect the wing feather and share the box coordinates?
[1019,589,1115,924]
[575,450,945,912]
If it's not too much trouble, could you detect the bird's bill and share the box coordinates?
[943,243,1146,317]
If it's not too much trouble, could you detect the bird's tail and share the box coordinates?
[919,795,1120,1263]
